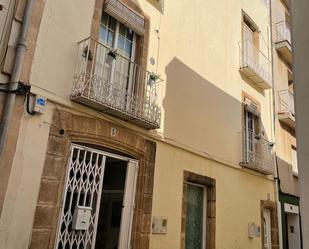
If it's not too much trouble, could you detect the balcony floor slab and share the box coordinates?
[239,66,272,90]
[278,111,295,129]
[275,40,292,65]
[71,94,160,130]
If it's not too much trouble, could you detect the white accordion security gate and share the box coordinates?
[55,144,138,249]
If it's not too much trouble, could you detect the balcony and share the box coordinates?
[239,40,272,90]
[240,131,275,175]
[71,38,161,129]
[278,90,295,129]
[275,21,292,65]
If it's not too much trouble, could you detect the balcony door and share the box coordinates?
[243,23,254,65]
[245,109,256,163]
[96,12,136,107]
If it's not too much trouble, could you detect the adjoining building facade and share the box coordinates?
[0,0,294,249]
[271,0,302,248]
[291,0,309,248]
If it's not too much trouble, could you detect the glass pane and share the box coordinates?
[108,16,116,31]
[117,35,125,52]
[185,184,204,249]
[101,12,108,26]
[124,40,132,57]
[99,25,107,43]
[248,112,254,132]
[107,30,114,47]
[118,75,129,90]
[119,24,126,36]
[121,59,130,75]
[114,62,129,90]
[126,28,134,41]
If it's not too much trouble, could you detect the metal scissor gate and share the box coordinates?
[55,144,138,249]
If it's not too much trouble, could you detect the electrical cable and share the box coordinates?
[0,88,20,94]
[1,79,65,135]
[43,121,65,135]
[51,102,64,133]
[26,90,35,116]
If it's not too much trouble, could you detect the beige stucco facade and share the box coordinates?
[0,0,282,249]
[270,1,302,249]
[271,0,299,196]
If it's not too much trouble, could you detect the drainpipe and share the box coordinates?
[269,1,283,248]
[0,0,35,158]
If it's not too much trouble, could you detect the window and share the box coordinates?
[96,12,136,100]
[291,146,298,175]
[185,183,207,249]
[244,98,261,163]
[242,12,260,64]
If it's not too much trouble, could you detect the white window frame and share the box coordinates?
[118,159,139,249]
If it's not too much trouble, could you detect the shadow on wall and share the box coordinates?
[162,57,270,165]
[239,73,266,97]
[162,57,242,164]
[277,156,300,196]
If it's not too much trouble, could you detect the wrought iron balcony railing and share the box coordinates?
[71,38,161,129]
[278,90,295,116]
[241,130,275,175]
[276,21,291,44]
[239,40,272,89]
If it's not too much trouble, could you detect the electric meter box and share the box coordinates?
[152,216,168,234]
[248,222,261,238]
[72,206,92,230]
[33,95,46,114]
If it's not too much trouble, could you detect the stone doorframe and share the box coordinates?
[29,110,156,249]
[181,171,216,249]
[261,200,280,249]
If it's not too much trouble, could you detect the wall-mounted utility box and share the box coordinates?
[29,94,46,114]
[33,95,46,114]
[152,216,168,234]
[72,206,92,230]
[248,222,261,238]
